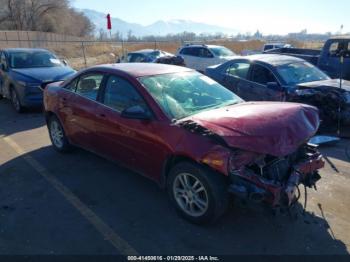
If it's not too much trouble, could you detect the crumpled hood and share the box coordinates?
[297,79,350,92]
[12,67,75,83]
[182,102,320,157]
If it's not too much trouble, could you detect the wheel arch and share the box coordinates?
[45,111,71,143]
[160,154,227,189]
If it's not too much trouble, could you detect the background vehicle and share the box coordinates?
[44,63,323,224]
[205,54,350,127]
[263,43,293,52]
[176,44,237,72]
[0,48,75,112]
[265,36,350,80]
[118,49,185,66]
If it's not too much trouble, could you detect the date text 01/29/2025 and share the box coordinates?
[127,256,220,261]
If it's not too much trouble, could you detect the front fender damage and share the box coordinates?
[176,119,325,209]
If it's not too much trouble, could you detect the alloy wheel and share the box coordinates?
[50,120,64,149]
[173,173,209,217]
[11,90,20,112]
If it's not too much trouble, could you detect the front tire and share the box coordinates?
[48,115,71,153]
[167,162,229,225]
[11,88,24,113]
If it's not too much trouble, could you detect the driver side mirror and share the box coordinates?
[121,105,151,120]
[267,82,284,92]
[62,60,68,66]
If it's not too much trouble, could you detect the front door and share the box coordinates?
[248,63,283,101]
[319,39,350,79]
[94,75,166,179]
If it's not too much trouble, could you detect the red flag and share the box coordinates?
[107,14,112,30]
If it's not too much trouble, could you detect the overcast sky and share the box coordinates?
[72,0,348,34]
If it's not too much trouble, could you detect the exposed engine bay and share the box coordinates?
[290,83,350,127]
[176,118,325,210]
[228,144,324,208]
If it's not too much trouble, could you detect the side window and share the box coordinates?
[76,74,104,100]
[226,62,250,79]
[65,78,78,91]
[180,48,190,55]
[328,41,349,57]
[103,75,149,113]
[128,53,146,62]
[181,47,200,57]
[250,64,277,85]
[198,48,213,58]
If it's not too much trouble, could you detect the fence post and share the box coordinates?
[81,41,87,68]
[121,40,124,57]
[17,31,21,48]
[4,32,8,46]
[27,31,31,48]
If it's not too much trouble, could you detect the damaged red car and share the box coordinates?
[44,63,325,224]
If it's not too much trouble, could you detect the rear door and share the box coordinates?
[222,60,252,99]
[248,63,283,101]
[60,72,105,151]
[179,47,200,70]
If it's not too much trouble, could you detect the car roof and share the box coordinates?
[181,44,223,49]
[264,43,284,46]
[129,49,160,54]
[87,63,193,78]
[330,35,350,40]
[243,54,305,66]
[2,48,51,53]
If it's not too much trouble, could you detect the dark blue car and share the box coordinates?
[206,54,350,126]
[0,48,76,112]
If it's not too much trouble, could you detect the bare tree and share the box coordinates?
[0,0,94,36]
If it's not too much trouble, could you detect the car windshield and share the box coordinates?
[9,51,63,69]
[209,47,236,57]
[277,62,330,85]
[139,72,243,120]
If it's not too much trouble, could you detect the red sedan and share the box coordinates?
[44,63,324,224]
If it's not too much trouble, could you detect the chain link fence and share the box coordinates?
[0,30,277,70]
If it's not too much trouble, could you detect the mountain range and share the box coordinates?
[80,9,239,37]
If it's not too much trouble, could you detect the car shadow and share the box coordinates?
[0,99,45,137]
[0,145,348,255]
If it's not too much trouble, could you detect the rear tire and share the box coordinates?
[10,88,24,113]
[167,161,229,225]
[48,115,71,153]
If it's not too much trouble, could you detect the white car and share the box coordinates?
[176,44,237,72]
[263,43,293,52]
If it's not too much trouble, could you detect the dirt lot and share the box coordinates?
[0,99,349,255]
